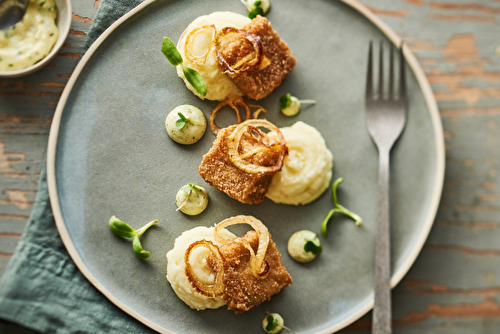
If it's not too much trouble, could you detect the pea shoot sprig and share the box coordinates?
[176,112,204,130]
[321,178,363,237]
[242,0,270,19]
[263,313,295,334]
[176,183,203,212]
[109,216,159,259]
[279,93,316,116]
[161,37,207,96]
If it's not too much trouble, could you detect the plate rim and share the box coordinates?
[46,0,445,333]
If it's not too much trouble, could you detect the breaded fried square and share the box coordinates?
[198,126,278,204]
[209,230,292,314]
[219,16,296,100]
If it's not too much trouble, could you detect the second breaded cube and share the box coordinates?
[198,126,278,204]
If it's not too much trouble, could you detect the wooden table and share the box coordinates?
[1,0,499,332]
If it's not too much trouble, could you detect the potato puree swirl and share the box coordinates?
[166,226,236,310]
[176,12,251,101]
[266,122,333,205]
[0,0,58,71]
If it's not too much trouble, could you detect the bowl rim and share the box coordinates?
[0,0,73,78]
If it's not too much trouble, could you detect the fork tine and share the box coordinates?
[399,43,406,101]
[378,41,384,98]
[366,41,373,100]
[388,43,394,99]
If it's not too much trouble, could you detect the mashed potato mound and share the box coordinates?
[266,122,333,205]
[176,12,251,101]
[166,226,236,310]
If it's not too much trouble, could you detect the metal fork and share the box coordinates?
[365,41,407,334]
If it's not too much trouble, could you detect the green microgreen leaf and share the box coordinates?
[175,113,204,130]
[254,0,262,6]
[109,216,136,238]
[133,235,151,259]
[304,238,322,255]
[161,37,183,66]
[181,64,207,96]
[178,112,187,121]
[248,6,264,19]
[280,93,292,110]
[176,118,186,130]
[181,185,192,193]
[266,314,279,332]
[188,183,202,191]
[109,217,158,259]
[321,178,363,237]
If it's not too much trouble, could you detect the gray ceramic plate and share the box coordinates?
[47,0,444,333]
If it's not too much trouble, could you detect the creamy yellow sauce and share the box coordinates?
[0,0,58,71]
[288,230,320,263]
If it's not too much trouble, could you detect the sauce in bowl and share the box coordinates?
[0,0,58,71]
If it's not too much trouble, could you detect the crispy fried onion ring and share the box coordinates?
[226,119,287,175]
[216,27,263,75]
[185,240,225,297]
[184,25,217,65]
[215,215,270,279]
[210,94,267,135]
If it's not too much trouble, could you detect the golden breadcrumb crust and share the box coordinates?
[198,126,279,204]
[218,16,296,100]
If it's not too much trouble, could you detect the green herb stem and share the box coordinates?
[321,178,363,237]
[135,219,159,237]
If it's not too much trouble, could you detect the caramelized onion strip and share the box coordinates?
[210,94,252,135]
[184,25,217,65]
[185,240,225,297]
[226,119,287,175]
[215,27,263,75]
[214,215,270,279]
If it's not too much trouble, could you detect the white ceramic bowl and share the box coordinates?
[0,0,72,78]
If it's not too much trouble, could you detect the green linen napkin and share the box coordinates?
[0,1,156,333]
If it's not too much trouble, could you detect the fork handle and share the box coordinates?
[372,148,392,334]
